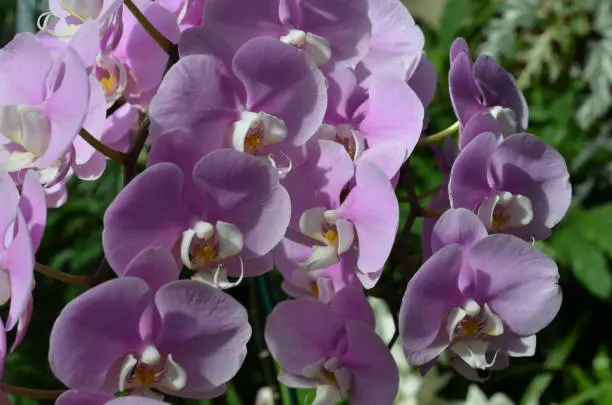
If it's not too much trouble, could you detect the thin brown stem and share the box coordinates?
[0,382,65,400]
[416,121,460,147]
[35,263,91,287]
[79,129,126,164]
[419,208,448,218]
[123,116,150,186]
[124,0,175,54]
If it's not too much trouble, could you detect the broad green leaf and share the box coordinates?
[438,0,474,48]
[549,226,612,299]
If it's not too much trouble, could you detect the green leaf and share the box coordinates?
[594,347,612,382]
[560,383,612,405]
[549,225,612,299]
[438,0,474,48]
[520,314,590,405]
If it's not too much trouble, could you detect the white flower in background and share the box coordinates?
[369,297,452,405]
[255,386,275,405]
[453,385,514,405]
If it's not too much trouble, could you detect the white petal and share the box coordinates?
[299,245,340,271]
[5,151,37,172]
[451,340,493,370]
[333,367,351,394]
[312,384,343,405]
[463,299,481,316]
[336,218,355,255]
[19,106,51,156]
[304,33,332,67]
[213,261,244,290]
[231,111,260,153]
[446,307,467,341]
[140,345,161,365]
[259,112,287,146]
[476,194,500,230]
[299,207,328,243]
[215,221,243,259]
[0,270,11,305]
[180,229,197,270]
[280,29,307,46]
[504,194,533,227]
[482,303,504,336]
[118,353,138,392]
[194,221,214,240]
[315,124,337,142]
[302,358,327,380]
[0,105,23,144]
[158,354,188,391]
[489,106,519,137]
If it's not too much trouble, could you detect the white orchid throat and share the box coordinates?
[298,207,355,271]
[488,106,519,137]
[0,105,51,170]
[231,111,293,177]
[118,345,187,396]
[302,357,351,405]
[446,299,504,370]
[477,191,533,232]
[96,54,129,107]
[181,220,245,289]
[280,29,331,67]
[319,124,365,161]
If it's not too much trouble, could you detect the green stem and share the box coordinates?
[417,121,460,147]
[79,129,126,164]
[124,0,175,54]
[35,263,92,287]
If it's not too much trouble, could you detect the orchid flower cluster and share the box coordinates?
[0,0,571,404]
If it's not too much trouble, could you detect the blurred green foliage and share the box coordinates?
[3,0,612,404]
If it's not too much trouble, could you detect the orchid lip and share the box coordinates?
[231,111,287,154]
[477,191,533,232]
[118,347,187,394]
[298,208,356,271]
[488,105,519,136]
[181,221,244,287]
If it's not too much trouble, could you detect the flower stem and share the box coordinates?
[35,263,92,287]
[419,207,448,218]
[416,120,460,147]
[124,0,175,54]
[79,128,126,164]
[0,382,65,400]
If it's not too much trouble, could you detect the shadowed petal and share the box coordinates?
[468,234,562,335]
[154,280,251,397]
[103,163,187,273]
[49,278,153,392]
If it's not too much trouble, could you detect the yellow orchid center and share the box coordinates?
[324,229,339,244]
[323,369,338,385]
[460,318,480,335]
[244,132,263,153]
[492,212,509,231]
[100,75,118,96]
[196,245,218,263]
[135,368,157,386]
